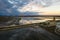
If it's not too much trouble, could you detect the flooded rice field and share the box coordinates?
[0,18,60,40]
[0,21,60,40]
[0,27,60,40]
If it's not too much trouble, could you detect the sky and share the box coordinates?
[0,0,60,16]
[18,0,60,15]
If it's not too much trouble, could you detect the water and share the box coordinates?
[55,22,60,35]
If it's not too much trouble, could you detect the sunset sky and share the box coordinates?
[0,0,60,16]
[18,0,60,15]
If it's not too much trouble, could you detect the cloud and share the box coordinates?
[17,0,60,15]
[1,0,60,16]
